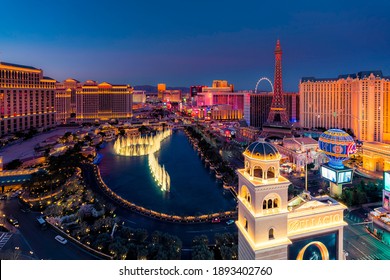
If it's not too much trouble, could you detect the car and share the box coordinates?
[7,217,19,227]
[226,219,235,225]
[10,192,20,199]
[55,235,68,244]
[211,217,221,223]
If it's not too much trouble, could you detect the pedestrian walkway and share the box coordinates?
[0,232,13,250]
[355,167,383,180]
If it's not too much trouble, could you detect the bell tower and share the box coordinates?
[237,139,291,259]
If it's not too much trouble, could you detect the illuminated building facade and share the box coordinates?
[236,126,260,143]
[237,140,347,260]
[300,71,390,143]
[55,78,82,124]
[76,81,133,122]
[273,137,324,172]
[202,80,234,93]
[361,141,390,173]
[198,104,243,120]
[249,92,299,128]
[161,89,182,103]
[190,85,205,97]
[0,62,56,137]
[132,90,146,109]
[157,83,166,100]
[196,80,248,121]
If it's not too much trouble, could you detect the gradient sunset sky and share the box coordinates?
[1,0,389,91]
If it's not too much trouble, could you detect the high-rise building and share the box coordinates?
[157,83,166,100]
[55,78,82,124]
[237,139,347,260]
[197,80,241,107]
[0,62,56,137]
[249,92,299,128]
[300,71,390,143]
[76,81,133,123]
[55,82,71,124]
[249,93,273,128]
[62,78,81,114]
[162,89,182,103]
[202,80,234,92]
[190,85,205,97]
[132,90,146,109]
[195,80,248,121]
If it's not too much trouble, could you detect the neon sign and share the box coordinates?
[346,142,357,156]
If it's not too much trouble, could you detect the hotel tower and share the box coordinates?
[76,80,133,122]
[0,62,56,137]
[300,71,390,143]
[55,78,82,124]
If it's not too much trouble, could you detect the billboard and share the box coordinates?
[384,171,390,192]
[338,170,352,184]
[321,164,353,184]
[321,166,337,183]
[288,232,338,260]
[383,191,390,210]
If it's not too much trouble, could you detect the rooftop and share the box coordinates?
[0,62,40,70]
[42,76,56,81]
[244,139,281,160]
[288,193,343,212]
[283,136,317,146]
[301,70,389,82]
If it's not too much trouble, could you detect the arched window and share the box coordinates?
[241,185,251,205]
[268,199,273,209]
[263,200,267,209]
[267,166,275,179]
[253,166,263,178]
[244,218,248,231]
[273,198,279,208]
[245,162,250,174]
[269,228,274,239]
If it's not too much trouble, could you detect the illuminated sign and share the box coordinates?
[346,142,357,156]
[384,171,390,191]
[338,170,352,184]
[289,232,338,260]
[321,166,336,183]
[384,193,390,210]
[321,164,353,184]
[288,213,342,234]
[296,241,329,260]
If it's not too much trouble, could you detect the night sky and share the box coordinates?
[1,0,389,91]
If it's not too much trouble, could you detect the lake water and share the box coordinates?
[98,130,236,216]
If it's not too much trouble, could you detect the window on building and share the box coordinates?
[269,228,274,240]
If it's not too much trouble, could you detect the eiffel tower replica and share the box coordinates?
[261,40,295,138]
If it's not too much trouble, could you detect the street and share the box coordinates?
[0,199,99,260]
[344,210,390,260]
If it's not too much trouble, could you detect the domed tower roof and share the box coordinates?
[244,139,281,161]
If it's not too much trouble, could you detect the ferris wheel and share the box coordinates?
[254,77,274,93]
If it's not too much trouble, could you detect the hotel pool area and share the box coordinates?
[98,130,236,216]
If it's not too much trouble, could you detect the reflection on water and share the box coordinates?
[99,130,236,215]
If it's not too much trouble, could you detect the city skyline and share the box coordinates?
[1,0,390,91]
